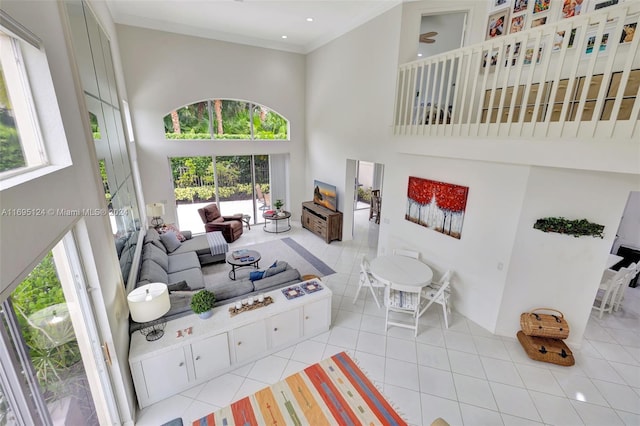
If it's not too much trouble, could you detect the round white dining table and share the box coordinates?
[369,255,433,288]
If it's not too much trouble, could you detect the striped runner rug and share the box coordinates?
[192,351,407,426]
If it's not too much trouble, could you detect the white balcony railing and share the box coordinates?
[394,2,640,140]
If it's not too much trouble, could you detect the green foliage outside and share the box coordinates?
[11,253,83,402]
[0,120,25,173]
[357,187,372,203]
[0,68,26,173]
[171,155,269,203]
[163,99,288,140]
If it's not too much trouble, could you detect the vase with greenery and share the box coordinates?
[274,199,284,212]
[190,290,216,319]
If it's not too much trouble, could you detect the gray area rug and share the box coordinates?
[201,237,335,285]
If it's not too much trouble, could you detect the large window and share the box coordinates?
[163,99,289,141]
[0,30,46,176]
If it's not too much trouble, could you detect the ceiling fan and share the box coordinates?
[419,31,438,44]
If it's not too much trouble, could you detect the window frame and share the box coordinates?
[0,10,72,189]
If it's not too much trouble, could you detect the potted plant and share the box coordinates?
[274,199,284,213]
[190,290,216,319]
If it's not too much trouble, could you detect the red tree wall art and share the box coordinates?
[406,176,469,239]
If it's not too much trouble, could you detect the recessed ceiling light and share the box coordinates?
[281,35,288,39]
[417,53,423,57]
[306,17,314,22]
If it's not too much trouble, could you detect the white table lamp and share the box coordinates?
[127,283,170,341]
[146,202,165,227]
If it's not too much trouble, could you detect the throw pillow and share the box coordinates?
[159,223,186,242]
[160,231,182,253]
[263,261,288,278]
[249,271,265,281]
[168,281,191,293]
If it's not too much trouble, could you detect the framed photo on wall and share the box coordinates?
[510,15,526,33]
[531,16,548,27]
[513,0,528,13]
[533,0,551,14]
[590,0,619,12]
[492,0,510,9]
[620,22,637,43]
[487,8,510,39]
[560,0,588,19]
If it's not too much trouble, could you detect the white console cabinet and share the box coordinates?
[129,282,332,408]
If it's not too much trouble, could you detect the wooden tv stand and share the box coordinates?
[302,201,342,243]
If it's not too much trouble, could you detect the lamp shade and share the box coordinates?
[146,202,165,218]
[127,283,170,323]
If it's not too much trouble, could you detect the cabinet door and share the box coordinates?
[141,347,189,402]
[192,333,231,380]
[269,309,301,349]
[303,297,331,336]
[233,322,268,363]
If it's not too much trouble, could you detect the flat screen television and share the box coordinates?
[313,180,338,212]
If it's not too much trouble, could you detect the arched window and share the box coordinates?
[163,99,289,140]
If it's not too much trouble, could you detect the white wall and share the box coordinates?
[379,155,529,332]
[496,168,637,345]
[613,191,640,253]
[306,6,404,239]
[305,0,640,341]
[115,25,306,225]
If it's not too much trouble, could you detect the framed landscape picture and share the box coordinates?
[405,176,469,239]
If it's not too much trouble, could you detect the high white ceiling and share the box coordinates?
[105,0,403,54]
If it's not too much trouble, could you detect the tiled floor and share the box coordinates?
[135,210,640,425]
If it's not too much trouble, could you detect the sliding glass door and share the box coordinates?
[171,155,271,232]
[0,232,116,425]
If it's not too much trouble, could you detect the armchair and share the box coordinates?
[197,203,243,243]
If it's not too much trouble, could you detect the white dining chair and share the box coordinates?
[612,262,638,312]
[593,266,629,318]
[419,270,453,328]
[384,282,424,336]
[353,255,385,308]
[393,249,420,259]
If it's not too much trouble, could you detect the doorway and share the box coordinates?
[346,159,384,244]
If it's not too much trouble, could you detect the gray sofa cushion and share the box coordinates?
[160,231,182,253]
[142,242,169,271]
[167,293,193,318]
[139,259,168,284]
[167,252,200,273]
[168,268,204,289]
[170,235,211,257]
[210,279,254,301]
[253,268,301,291]
[144,228,166,252]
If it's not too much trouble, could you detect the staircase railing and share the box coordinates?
[394,2,640,140]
